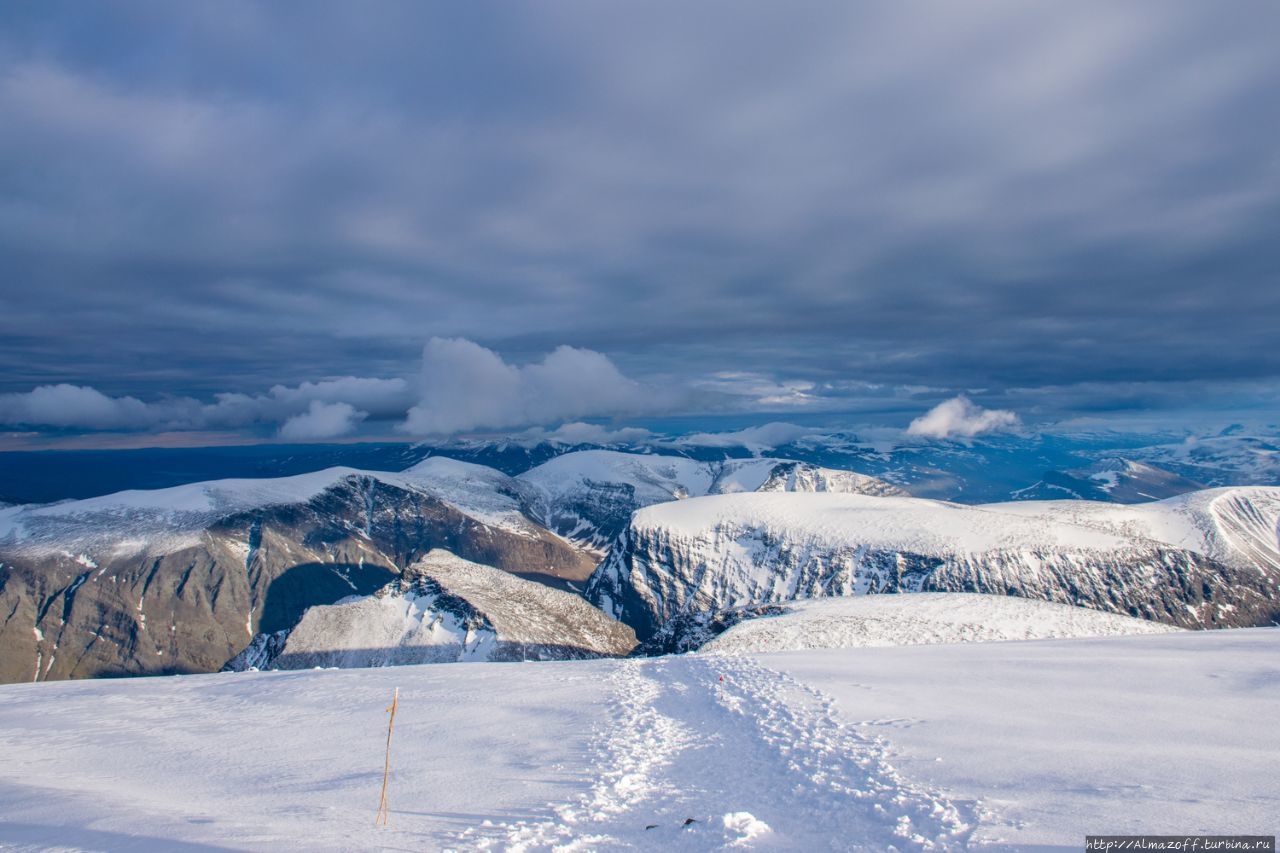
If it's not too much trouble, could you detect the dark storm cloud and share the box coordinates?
[2,0,1279,434]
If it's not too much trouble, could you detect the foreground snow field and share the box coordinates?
[0,630,1276,852]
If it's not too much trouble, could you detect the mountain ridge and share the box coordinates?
[586,487,1280,645]
[0,450,900,682]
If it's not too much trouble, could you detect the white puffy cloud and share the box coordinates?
[0,384,159,430]
[907,396,1021,439]
[401,338,656,435]
[278,401,367,440]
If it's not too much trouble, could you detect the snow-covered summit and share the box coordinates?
[588,486,1280,641]
[0,466,370,554]
[517,449,904,551]
[629,486,1280,573]
[0,459,546,557]
[987,486,1280,572]
[521,449,899,502]
[630,491,1135,554]
[394,455,536,535]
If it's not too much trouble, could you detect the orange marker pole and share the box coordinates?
[376,687,399,826]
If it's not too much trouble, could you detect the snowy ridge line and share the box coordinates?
[518,449,900,502]
[0,450,901,559]
[1209,490,1280,574]
[467,655,974,851]
[0,459,541,556]
[628,486,1280,565]
[988,485,1280,568]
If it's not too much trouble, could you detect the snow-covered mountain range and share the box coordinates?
[587,487,1280,646]
[3,441,1279,684]
[0,460,588,683]
[1011,456,1208,502]
[0,451,891,682]
[7,423,1278,508]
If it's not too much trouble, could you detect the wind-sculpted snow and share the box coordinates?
[239,550,636,669]
[588,488,1280,641]
[697,593,1179,653]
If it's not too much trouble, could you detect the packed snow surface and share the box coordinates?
[0,629,1275,851]
[699,593,1180,653]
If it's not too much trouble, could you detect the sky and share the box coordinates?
[2,1,1278,446]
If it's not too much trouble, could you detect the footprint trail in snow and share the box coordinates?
[463,654,975,851]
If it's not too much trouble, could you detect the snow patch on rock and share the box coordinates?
[245,549,636,670]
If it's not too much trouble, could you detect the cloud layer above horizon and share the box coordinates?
[0,339,669,438]
[2,1,1279,439]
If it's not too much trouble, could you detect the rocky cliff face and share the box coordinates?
[227,549,637,670]
[0,471,594,683]
[586,488,1280,645]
